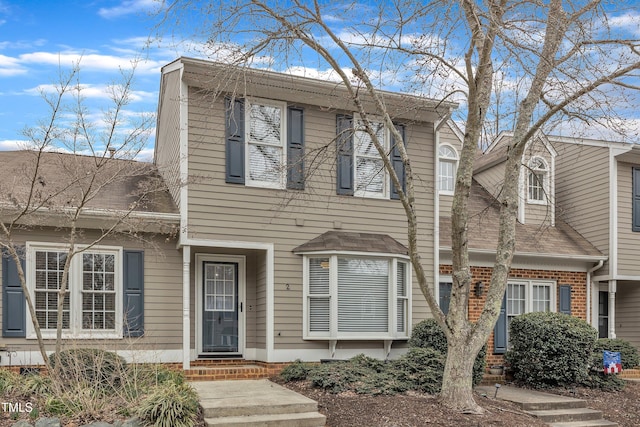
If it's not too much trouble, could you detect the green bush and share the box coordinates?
[280,360,313,382]
[593,338,640,369]
[137,382,200,427]
[308,360,367,393]
[392,347,445,394]
[506,312,597,388]
[408,319,486,386]
[49,348,127,390]
[580,370,626,391]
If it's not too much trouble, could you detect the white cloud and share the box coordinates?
[98,0,160,19]
[17,51,164,75]
[0,139,29,151]
[0,53,26,76]
[24,83,156,103]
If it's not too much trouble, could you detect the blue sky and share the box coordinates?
[0,0,174,160]
[1,0,639,162]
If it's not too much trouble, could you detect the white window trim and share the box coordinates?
[438,144,458,195]
[526,156,549,205]
[302,253,411,340]
[244,97,287,189]
[353,115,389,199]
[506,279,556,347]
[25,242,123,340]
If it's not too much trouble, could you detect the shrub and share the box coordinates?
[391,347,445,394]
[506,312,597,388]
[308,360,366,393]
[280,360,312,382]
[593,338,640,369]
[137,382,200,427]
[580,370,626,391]
[49,348,127,390]
[408,319,487,386]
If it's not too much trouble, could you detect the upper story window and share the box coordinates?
[246,100,286,188]
[304,255,410,339]
[632,167,640,232]
[527,157,548,203]
[354,119,387,197]
[225,97,305,190]
[438,144,458,194]
[336,115,406,200]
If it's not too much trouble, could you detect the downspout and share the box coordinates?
[433,113,452,307]
[587,259,604,328]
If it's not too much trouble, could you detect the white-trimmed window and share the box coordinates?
[354,118,387,198]
[245,99,286,188]
[438,144,458,194]
[304,254,410,339]
[26,243,123,339]
[527,157,548,203]
[506,279,555,343]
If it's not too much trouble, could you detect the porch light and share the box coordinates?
[474,281,484,298]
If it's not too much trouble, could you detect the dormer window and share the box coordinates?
[438,145,458,194]
[527,157,548,203]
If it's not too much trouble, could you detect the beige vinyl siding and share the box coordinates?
[155,69,182,207]
[186,88,434,349]
[256,251,267,349]
[555,142,610,275]
[0,228,182,353]
[616,162,640,276]
[614,281,640,347]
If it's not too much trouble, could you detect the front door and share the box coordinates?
[202,261,240,353]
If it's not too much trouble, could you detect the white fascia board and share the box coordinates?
[179,237,274,251]
[293,250,410,260]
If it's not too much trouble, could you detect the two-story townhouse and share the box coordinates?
[153,57,465,369]
[446,131,606,364]
[554,136,640,348]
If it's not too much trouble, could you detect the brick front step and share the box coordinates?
[620,368,640,379]
[184,361,288,381]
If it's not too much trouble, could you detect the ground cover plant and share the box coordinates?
[0,349,201,426]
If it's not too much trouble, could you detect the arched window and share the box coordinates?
[438,145,458,193]
[528,157,548,203]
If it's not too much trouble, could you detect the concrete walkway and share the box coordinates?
[191,379,326,427]
[476,385,617,426]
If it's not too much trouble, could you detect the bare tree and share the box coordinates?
[158,0,640,412]
[0,62,165,371]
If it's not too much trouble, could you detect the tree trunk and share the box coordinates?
[440,333,484,413]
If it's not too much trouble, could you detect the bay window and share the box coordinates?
[304,254,410,339]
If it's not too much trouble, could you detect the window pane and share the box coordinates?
[337,258,389,333]
[309,258,330,294]
[309,297,330,332]
[249,143,282,182]
[35,250,69,331]
[356,157,384,193]
[249,104,281,146]
[439,160,455,191]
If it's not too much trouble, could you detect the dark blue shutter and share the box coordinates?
[390,124,406,200]
[2,249,26,338]
[336,115,354,195]
[559,285,572,315]
[633,168,640,231]
[439,282,452,315]
[493,294,507,354]
[225,97,245,184]
[287,107,305,190]
[123,250,144,337]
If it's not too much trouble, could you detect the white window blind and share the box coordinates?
[247,102,284,185]
[337,258,388,333]
[354,120,385,195]
[308,258,330,332]
[396,261,408,333]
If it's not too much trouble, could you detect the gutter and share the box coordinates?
[433,113,452,305]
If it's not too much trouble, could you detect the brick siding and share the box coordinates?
[439,265,588,367]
